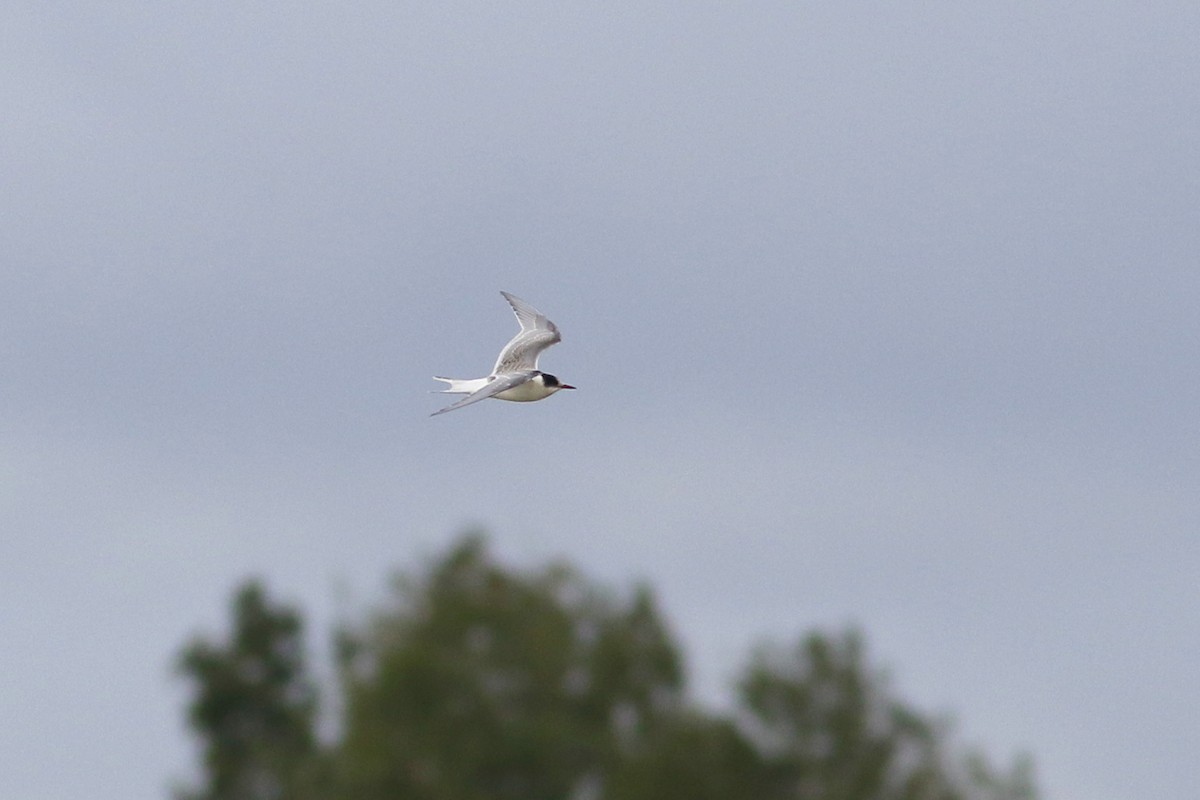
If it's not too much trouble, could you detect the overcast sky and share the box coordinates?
[3,3,1198,799]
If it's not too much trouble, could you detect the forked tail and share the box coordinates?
[432,376,490,394]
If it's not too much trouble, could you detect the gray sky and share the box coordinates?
[3,3,1198,799]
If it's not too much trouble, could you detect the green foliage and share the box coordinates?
[176,536,1038,800]
[177,581,323,800]
[333,534,684,800]
[739,630,1036,800]
[604,712,769,800]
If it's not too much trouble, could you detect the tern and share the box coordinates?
[430,291,575,416]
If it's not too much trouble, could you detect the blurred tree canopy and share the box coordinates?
[177,582,326,800]
[178,534,1036,800]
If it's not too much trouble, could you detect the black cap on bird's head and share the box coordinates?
[539,372,576,390]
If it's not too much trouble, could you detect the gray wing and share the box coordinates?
[429,371,536,417]
[492,291,561,373]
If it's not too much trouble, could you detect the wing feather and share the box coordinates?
[429,372,535,416]
[492,292,562,373]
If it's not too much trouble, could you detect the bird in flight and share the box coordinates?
[431,291,575,416]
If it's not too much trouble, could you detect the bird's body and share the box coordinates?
[433,372,558,402]
[431,291,575,416]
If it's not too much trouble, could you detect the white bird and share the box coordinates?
[431,291,576,416]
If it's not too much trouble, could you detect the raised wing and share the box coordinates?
[429,371,536,416]
[492,291,561,374]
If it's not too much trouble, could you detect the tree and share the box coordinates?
[603,711,769,800]
[333,534,685,800]
[738,629,1036,800]
[175,535,1039,800]
[177,581,324,800]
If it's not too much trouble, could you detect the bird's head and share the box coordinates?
[539,373,576,393]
